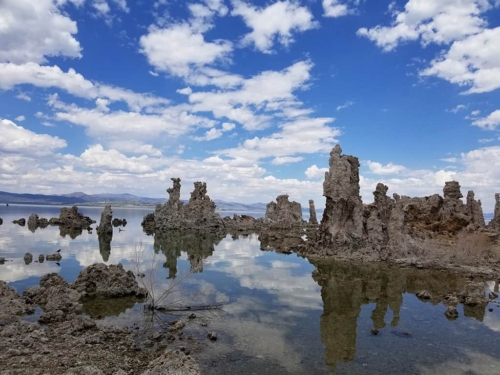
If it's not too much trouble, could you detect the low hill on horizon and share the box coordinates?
[0,190,269,212]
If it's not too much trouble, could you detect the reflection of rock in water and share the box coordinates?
[59,226,83,239]
[259,230,305,254]
[99,234,112,262]
[312,260,486,372]
[154,231,225,279]
[81,296,139,319]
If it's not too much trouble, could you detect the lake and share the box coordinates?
[1,204,500,374]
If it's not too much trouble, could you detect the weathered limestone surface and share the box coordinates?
[309,200,318,225]
[466,191,486,229]
[265,194,303,228]
[489,193,500,231]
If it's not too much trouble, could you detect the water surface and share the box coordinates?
[1,204,500,374]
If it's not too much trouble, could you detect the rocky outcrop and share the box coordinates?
[46,253,62,261]
[13,218,26,226]
[24,252,33,264]
[71,263,147,298]
[466,191,486,229]
[224,214,263,231]
[265,194,303,228]
[24,273,82,323]
[489,193,500,231]
[27,213,49,232]
[307,145,494,261]
[0,280,34,316]
[317,145,364,253]
[309,200,318,225]
[49,206,95,231]
[153,179,224,230]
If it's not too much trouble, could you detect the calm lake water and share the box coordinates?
[1,204,500,374]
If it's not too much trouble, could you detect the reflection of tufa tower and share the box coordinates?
[312,261,481,372]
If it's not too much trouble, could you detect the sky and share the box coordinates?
[0,0,499,212]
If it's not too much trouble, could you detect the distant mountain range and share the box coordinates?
[0,190,268,212]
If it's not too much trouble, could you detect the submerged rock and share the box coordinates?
[445,306,459,319]
[71,263,147,298]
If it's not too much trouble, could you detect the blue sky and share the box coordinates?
[0,0,499,211]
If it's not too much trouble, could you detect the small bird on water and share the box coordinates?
[56,249,61,253]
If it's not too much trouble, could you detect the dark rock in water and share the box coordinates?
[112,218,127,227]
[38,254,45,263]
[24,253,33,265]
[97,205,113,237]
[207,332,217,341]
[46,253,62,261]
[0,257,6,264]
[370,329,379,335]
[71,263,147,298]
[416,290,431,300]
[0,217,3,225]
[13,218,26,226]
[445,306,459,319]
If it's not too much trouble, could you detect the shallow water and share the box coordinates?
[1,204,500,374]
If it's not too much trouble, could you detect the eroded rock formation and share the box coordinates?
[308,145,495,261]
[265,194,303,228]
[154,179,224,230]
[309,200,318,225]
[71,263,147,298]
[489,194,500,231]
[97,205,113,237]
[317,145,364,253]
[49,206,95,232]
[97,205,113,262]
